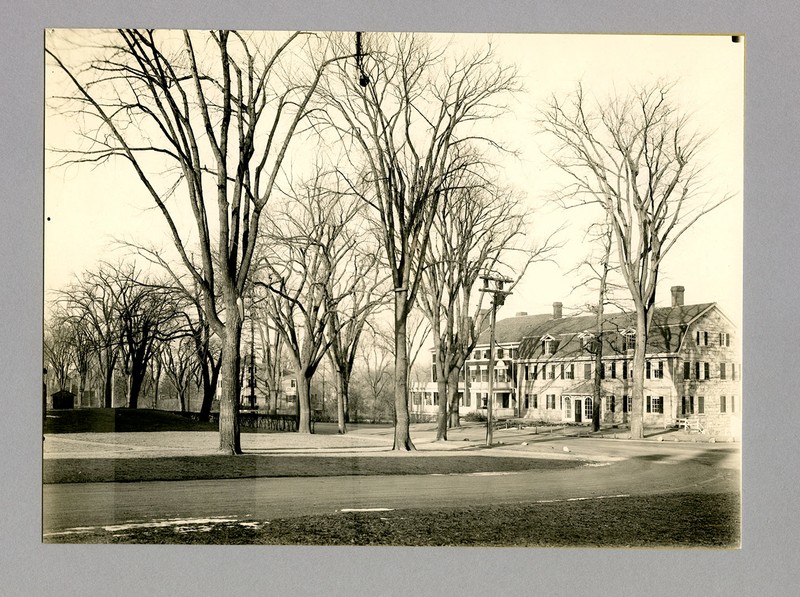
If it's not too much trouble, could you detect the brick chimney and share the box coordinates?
[553,302,563,319]
[671,286,685,307]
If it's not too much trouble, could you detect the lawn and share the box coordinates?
[44,491,741,547]
[43,454,583,483]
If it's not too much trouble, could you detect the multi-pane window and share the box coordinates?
[696,331,709,346]
[546,394,557,409]
[543,338,557,355]
[584,398,593,419]
[646,396,664,414]
[480,368,489,383]
[682,396,696,415]
[564,397,572,418]
[622,395,631,413]
[568,363,575,380]
[622,332,635,352]
[549,365,556,380]
[584,363,591,380]
[657,361,664,378]
[497,348,504,359]
[495,368,507,383]
[646,360,663,379]
[719,332,731,347]
[532,394,538,409]
[704,362,710,379]
[720,395,727,413]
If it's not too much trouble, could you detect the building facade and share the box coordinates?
[412,287,741,437]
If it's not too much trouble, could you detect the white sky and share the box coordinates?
[44,32,743,324]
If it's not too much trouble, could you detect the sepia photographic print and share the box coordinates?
[43,30,743,547]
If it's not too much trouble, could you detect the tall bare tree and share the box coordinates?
[47,29,345,453]
[317,33,519,449]
[257,175,376,433]
[419,178,542,439]
[540,83,732,438]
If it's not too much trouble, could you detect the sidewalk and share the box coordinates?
[43,421,736,462]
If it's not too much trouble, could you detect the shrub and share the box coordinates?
[463,411,487,422]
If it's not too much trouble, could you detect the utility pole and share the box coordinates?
[249,290,256,409]
[479,272,512,447]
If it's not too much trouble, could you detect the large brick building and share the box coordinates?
[412,286,741,437]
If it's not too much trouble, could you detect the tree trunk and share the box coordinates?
[447,367,461,429]
[455,363,471,428]
[435,374,449,441]
[296,374,313,434]
[336,370,348,434]
[127,362,146,409]
[393,291,415,451]
[218,315,243,454]
[630,308,647,439]
[103,364,114,408]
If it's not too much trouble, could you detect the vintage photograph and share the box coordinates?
[43,30,743,546]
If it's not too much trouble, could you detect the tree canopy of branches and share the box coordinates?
[54,261,185,409]
[317,33,519,450]
[540,83,732,438]
[257,173,382,433]
[419,175,550,439]
[47,29,346,453]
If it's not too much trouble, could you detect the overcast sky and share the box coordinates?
[44,32,743,323]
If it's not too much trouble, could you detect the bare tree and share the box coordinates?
[47,29,345,454]
[419,176,554,439]
[43,315,75,393]
[257,174,376,433]
[540,83,733,438]
[56,263,125,408]
[132,247,224,420]
[116,271,185,409]
[325,250,387,434]
[316,33,519,449]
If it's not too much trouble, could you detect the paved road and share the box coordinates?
[43,440,739,536]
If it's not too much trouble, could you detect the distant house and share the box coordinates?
[412,286,741,437]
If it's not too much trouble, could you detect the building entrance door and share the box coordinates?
[575,399,582,422]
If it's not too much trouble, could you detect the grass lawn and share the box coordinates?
[43,454,583,483]
[45,491,740,547]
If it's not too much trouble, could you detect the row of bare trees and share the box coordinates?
[45,262,222,414]
[47,30,731,451]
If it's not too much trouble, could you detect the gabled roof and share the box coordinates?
[506,303,719,360]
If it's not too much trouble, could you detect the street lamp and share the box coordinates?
[479,272,513,447]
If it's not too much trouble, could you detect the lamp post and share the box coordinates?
[479,272,513,447]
